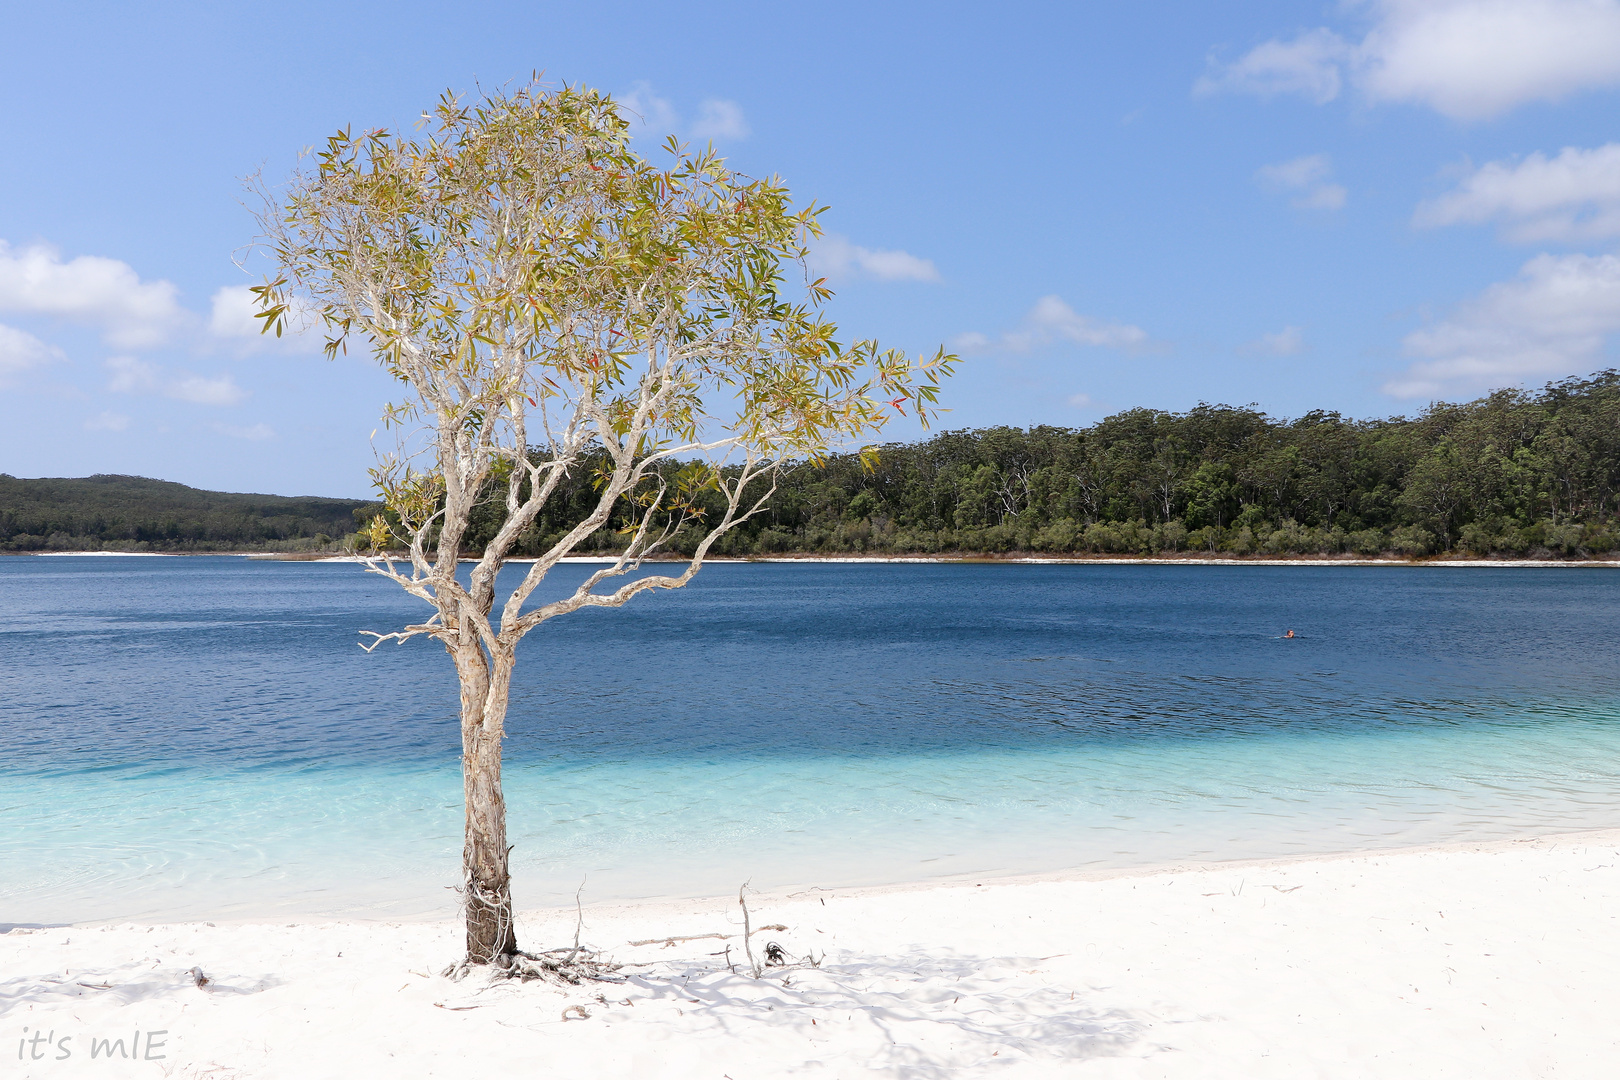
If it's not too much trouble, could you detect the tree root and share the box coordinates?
[501,946,624,985]
[440,947,623,985]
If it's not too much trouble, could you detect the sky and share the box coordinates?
[3,0,1619,498]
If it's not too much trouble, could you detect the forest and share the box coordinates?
[460,369,1620,560]
[7,371,1618,558]
[0,474,375,552]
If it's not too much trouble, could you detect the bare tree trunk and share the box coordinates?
[453,640,518,963]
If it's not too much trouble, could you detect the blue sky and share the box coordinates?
[4,1,1619,497]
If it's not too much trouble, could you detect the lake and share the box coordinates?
[2,556,1618,923]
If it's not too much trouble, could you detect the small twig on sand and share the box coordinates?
[625,926,784,948]
[564,876,587,966]
[628,933,730,947]
[739,881,761,978]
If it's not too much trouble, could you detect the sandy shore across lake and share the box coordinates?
[289,552,1620,567]
[6,830,1619,1078]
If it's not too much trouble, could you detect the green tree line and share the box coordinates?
[450,369,1620,559]
[11,371,1618,559]
[0,474,377,552]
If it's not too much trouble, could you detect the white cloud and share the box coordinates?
[1067,393,1093,408]
[959,295,1149,353]
[212,421,276,441]
[1200,1,1620,120]
[105,355,160,393]
[808,235,941,283]
[1296,185,1348,210]
[690,99,750,141]
[1361,0,1620,119]
[0,322,65,380]
[168,374,248,407]
[1256,154,1347,210]
[84,410,130,432]
[105,356,248,406]
[618,83,681,136]
[1242,326,1307,356]
[1386,252,1620,397]
[618,83,749,143]
[207,284,318,349]
[1195,28,1349,103]
[208,285,267,339]
[0,240,185,348]
[1257,155,1331,189]
[1018,296,1148,349]
[1414,143,1620,242]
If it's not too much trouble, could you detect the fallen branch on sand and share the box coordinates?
[628,925,788,948]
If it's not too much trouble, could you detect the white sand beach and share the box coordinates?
[6,831,1619,1078]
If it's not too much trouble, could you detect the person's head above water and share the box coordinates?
[1285,629,1295,638]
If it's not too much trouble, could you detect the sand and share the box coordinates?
[5,831,1620,1078]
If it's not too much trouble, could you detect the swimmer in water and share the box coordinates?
[1284,629,1295,638]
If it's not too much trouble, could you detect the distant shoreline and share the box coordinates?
[16,549,1620,567]
[736,553,1620,568]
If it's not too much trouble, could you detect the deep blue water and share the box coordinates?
[3,555,1619,923]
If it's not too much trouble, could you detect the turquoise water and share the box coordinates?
[2,557,1618,923]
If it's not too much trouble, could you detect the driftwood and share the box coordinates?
[627,925,787,948]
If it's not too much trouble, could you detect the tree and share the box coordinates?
[1399,440,1468,547]
[253,83,954,970]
